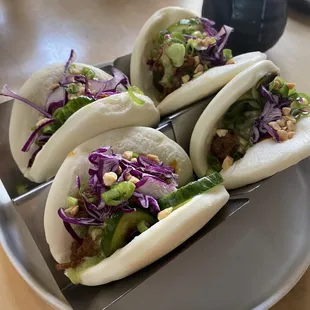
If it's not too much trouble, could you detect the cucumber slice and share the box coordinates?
[167,19,203,35]
[158,172,223,210]
[101,210,156,257]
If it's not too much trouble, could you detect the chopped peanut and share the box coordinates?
[127,175,139,184]
[131,158,138,163]
[216,129,228,137]
[181,75,190,84]
[226,59,235,64]
[287,83,296,89]
[116,166,122,175]
[282,107,291,116]
[103,172,118,186]
[284,115,297,124]
[193,72,203,78]
[65,205,79,217]
[269,121,281,131]
[147,154,160,164]
[122,151,133,160]
[194,64,204,74]
[278,130,288,142]
[193,56,200,67]
[222,156,233,170]
[276,118,286,127]
[288,131,295,139]
[287,120,296,131]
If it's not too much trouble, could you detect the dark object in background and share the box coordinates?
[288,0,310,14]
[202,0,288,54]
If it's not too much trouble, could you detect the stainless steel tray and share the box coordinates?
[1,58,310,310]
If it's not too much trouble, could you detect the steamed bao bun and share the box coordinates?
[44,126,229,286]
[130,6,267,116]
[190,60,310,189]
[9,63,160,183]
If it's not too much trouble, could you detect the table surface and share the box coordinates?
[1,0,310,309]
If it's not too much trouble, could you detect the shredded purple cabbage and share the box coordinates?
[132,192,160,215]
[46,86,64,113]
[95,68,130,97]
[59,147,177,232]
[21,118,54,152]
[36,133,52,146]
[63,49,77,77]
[63,221,83,245]
[252,85,290,143]
[47,100,64,115]
[1,85,53,119]
[60,74,78,86]
[135,175,176,199]
[199,24,233,66]
[58,208,102,226]
[200,17,217,37]
[27,146,42,168]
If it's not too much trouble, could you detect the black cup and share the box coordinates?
[202,0,288,54]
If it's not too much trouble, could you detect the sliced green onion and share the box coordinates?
[132,152,139,158]
[101,181,135,206]
[68,64,77,74]
[66,83,80,94]
[192,30,203,38]
[298,93,310,104]
[269,76,289,97]
[137,220,150,233]
[167,43,185,67]
[67,196,78,208]
[81,67,96,79]
[171,31,186,42]
[255,73,276,93]
[128,86,145,105]
[208,155,222,172]
[223,49,233,61]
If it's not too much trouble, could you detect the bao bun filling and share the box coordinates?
[208,74,310,172]
[147,17,233,99]
[55,146,222,284]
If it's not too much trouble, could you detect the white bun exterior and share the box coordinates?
[9,63,159,183]
[79,185,228,286]
[130,6,267,116]
[189,60,310,190]
[44,126,194,267]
